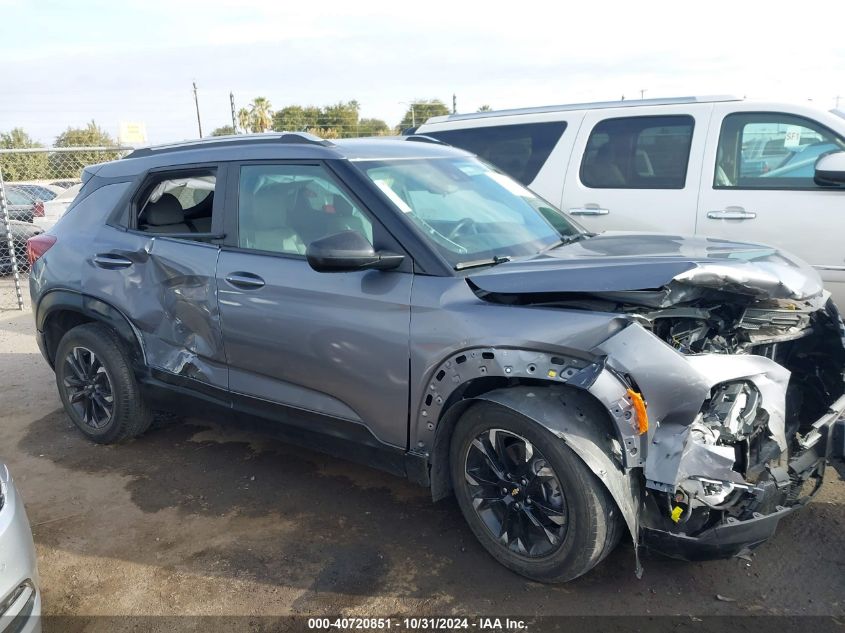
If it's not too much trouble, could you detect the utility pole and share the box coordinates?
[230,92,238,133]
[192,81,203,138]
[640,89,647,100]
[452,93,457,114]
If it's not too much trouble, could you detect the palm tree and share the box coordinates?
[237,108,251,134]
[477,104,493,112]
[250,97,273,133]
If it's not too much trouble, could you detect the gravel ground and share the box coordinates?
[1,295,843,629]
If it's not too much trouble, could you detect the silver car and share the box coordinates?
[0,463,40,633]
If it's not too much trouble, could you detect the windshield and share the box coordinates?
[358,157,581,267]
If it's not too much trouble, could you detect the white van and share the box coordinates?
[415,96,845,307]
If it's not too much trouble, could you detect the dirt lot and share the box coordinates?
[1,296,844,628]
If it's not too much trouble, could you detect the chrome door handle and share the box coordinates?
[707,209,757,220]
[225,272,265,289]
[93,253,133,269]
[569,207,610,216]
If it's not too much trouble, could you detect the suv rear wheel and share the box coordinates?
[55,323,152,443]
[450,401,623,583]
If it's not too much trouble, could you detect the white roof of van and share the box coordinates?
[423,95,742,125]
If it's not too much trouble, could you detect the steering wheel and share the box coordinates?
[448,217,477,239]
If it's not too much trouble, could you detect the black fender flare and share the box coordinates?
[448,385,641,562]
[36,289,146,366]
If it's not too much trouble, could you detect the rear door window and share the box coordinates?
[133,170,218,236]
[580,115,695,189]
[425,121,567,185]
[714,112,845,189]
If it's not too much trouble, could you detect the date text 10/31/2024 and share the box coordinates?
[307,617,528,630]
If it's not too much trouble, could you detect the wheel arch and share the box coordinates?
[431,384,641,556]
[37,290,146,369]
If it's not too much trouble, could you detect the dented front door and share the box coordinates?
[82,229,227,389]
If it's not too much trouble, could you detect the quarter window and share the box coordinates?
[425,122,567,185]
[714,113,845,189]
[135,170,216,235]
[237,164,373,255]
[580,115,695,189]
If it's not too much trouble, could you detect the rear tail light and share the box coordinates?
[33,201,45,217]
[27,234,56,266]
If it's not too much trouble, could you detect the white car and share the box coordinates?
[34,183,81,231]
[415,96,845,308]
[0,463,40,633]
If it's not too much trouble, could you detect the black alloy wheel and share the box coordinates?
[464,428,568,557]
[61,346,115,429]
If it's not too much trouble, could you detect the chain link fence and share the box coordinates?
[0,147,132,310]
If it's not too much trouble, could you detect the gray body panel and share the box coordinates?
[216,251,412,447]
[84,230,228,389]
[468,232,824,300]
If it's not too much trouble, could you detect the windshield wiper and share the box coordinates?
[542,232,595,252]
[454,255,512,271]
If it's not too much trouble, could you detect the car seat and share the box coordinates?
[141,194,193,233]
[244,185,306,254]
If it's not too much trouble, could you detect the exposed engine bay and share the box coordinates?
[469,262,845,554]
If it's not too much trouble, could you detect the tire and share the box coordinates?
[450,400,623,583]
[55,323,152,444]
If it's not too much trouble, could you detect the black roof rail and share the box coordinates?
[404,134,448,146]
[125,132,334,159]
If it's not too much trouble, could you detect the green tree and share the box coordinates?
[210,125,236,137]
[270,102,387,138]
[51,120,119,179]
[477,104,493,112]
[357,118,390,136]
[249,97,273,133]
[54,120,115,147]
[0,128,49,181]
[319,101,360,136]
[398,99,450,130]
[237,108,252,134]
[271,105,321,132]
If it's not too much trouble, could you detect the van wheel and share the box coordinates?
[450,401,623,583]
[55,323,152,444]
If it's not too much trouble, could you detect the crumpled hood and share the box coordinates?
[468,232,824,302]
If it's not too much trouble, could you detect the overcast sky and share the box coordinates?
[2,0,844,145]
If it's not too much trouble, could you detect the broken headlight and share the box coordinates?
[700,381,762,444]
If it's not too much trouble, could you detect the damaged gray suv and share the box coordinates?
[28,133,845,582]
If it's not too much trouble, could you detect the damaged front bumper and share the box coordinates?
[642,393,845,560]
[591,302,845,562]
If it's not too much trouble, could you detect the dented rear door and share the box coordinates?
[82,185,227,391]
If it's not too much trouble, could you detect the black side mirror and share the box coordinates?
[306,230,404,273]
[814,150,845,186]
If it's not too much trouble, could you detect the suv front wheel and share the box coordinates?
[55,323,152,444]
[450,401,623,583]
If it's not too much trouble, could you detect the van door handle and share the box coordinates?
[707,209,757,220]
[93,253,133,269]
[225,272,265,289]
[569,207,610,216]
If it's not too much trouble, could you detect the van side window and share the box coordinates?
[714,113,845,189]
[580,116,694,189]
[237,164,373,255]
[425,122,567,185]
[135,170,216,236]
